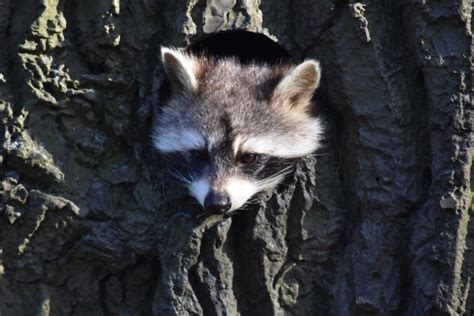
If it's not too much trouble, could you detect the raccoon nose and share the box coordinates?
[204,192,231,213]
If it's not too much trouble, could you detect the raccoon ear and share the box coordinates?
[272,60,321,111]
[161,47,198,93]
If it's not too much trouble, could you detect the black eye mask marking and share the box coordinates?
[189,148,209,163]
[161,149,210,182]
[162,144,296,188]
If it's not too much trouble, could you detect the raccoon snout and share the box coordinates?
[204,192,232,214]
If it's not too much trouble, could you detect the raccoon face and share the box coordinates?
[153,47,323,214]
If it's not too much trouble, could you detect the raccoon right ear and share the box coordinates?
[272,60,321,112]
[161,47,198,93]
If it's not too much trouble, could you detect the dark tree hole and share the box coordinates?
[187,30,292,64]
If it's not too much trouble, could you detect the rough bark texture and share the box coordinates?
[0,0,472,315]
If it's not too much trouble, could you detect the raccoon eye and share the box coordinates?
[239,152,257,164]
[190,149,209,162]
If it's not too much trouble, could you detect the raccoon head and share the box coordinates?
[153,47,323,214]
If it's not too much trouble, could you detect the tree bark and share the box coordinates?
[0,0,472,315]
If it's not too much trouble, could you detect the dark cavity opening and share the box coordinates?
[187,30,292,64]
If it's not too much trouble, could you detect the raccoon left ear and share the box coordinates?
[272,60,321,112]
[161,47,198,94]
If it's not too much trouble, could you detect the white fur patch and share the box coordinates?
[242,118,323,158]
[152,127,205,153]
[232,135,243,156]
[187,178,210,206]
[224,177,260,211]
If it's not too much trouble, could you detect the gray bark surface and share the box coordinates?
[0,0,472,315]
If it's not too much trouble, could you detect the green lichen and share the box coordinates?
[3,131,64,183]
[30,0,66,43]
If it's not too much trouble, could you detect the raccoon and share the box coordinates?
[152,47,323,214]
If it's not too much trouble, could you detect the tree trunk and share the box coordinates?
[0,0,472,315]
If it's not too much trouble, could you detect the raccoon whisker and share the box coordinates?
[167,166,192,184]
[187,172,196,183]
[255,166,294,187]
[168,170,188,183]
[256,177,285,188]
[257,170,291,183]
[272,165,295,176]
[256,180,289,192]
[312,152,330,157]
